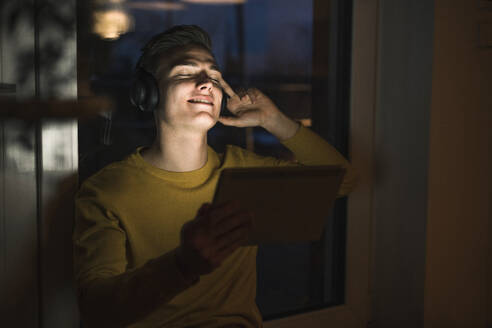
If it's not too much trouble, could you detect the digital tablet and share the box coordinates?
[212,165,346,244]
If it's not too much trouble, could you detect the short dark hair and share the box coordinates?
[137,25,212,75]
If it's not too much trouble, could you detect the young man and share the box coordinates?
[74,25,357,327]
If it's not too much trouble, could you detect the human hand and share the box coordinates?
[175,201,253,281]
[217,79,299,140]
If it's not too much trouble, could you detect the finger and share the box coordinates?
[218,108,260,127]
[218,116,253,128]
[220,102,260,117]
[207,200,241,226]
[236,87,247,98]
[213,210,253,237]
[225,94,249,114]
[229,103,259,112]
[218,77,237,98]
[215,223,250,249]
[242,93,253,105]
[246,88,263,102]
[235,88,253,104]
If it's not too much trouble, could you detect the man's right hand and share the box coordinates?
[175,200,253,283]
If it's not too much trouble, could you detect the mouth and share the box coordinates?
[187,96,214,106]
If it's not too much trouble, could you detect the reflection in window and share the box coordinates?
[78,0,351,320]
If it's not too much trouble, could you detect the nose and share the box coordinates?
[195,71,214,90]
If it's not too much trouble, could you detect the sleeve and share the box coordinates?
[73,181,196,327]
[281,125,358,197]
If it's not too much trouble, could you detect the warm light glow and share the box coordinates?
[93,0,126,4]
[298,118,312,127]
[92,9,133,40]
[126,1,185,10]
[181,0,246,4]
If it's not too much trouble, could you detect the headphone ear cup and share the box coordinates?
[130,68,160,112]
[220,93,229,115]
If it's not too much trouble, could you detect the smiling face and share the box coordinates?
[155,45,224,133]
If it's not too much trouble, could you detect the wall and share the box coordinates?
[424,0,492,326]
[372,0,492,327]
[371,1,434,327]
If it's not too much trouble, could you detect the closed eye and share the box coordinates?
[173,73,221,86]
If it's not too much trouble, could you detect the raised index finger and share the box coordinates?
[219,77,237,98]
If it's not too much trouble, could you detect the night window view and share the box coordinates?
[78,0,352,321]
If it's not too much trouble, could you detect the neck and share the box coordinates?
[143,123,209,172]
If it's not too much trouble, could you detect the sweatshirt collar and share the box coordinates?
[131,146,220,187]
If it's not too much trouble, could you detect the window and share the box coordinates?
[77,0,353,321]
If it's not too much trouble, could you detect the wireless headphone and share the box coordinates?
[130,65,229,113]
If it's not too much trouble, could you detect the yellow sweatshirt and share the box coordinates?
[73,126,357,328]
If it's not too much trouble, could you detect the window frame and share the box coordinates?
[264,0,377,326]
[74,0,378,326]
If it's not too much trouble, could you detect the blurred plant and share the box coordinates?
[0,0,113,151]
[3,0,77,98]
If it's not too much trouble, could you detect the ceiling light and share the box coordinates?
[181,0,246,4]
[92,9,134,40]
